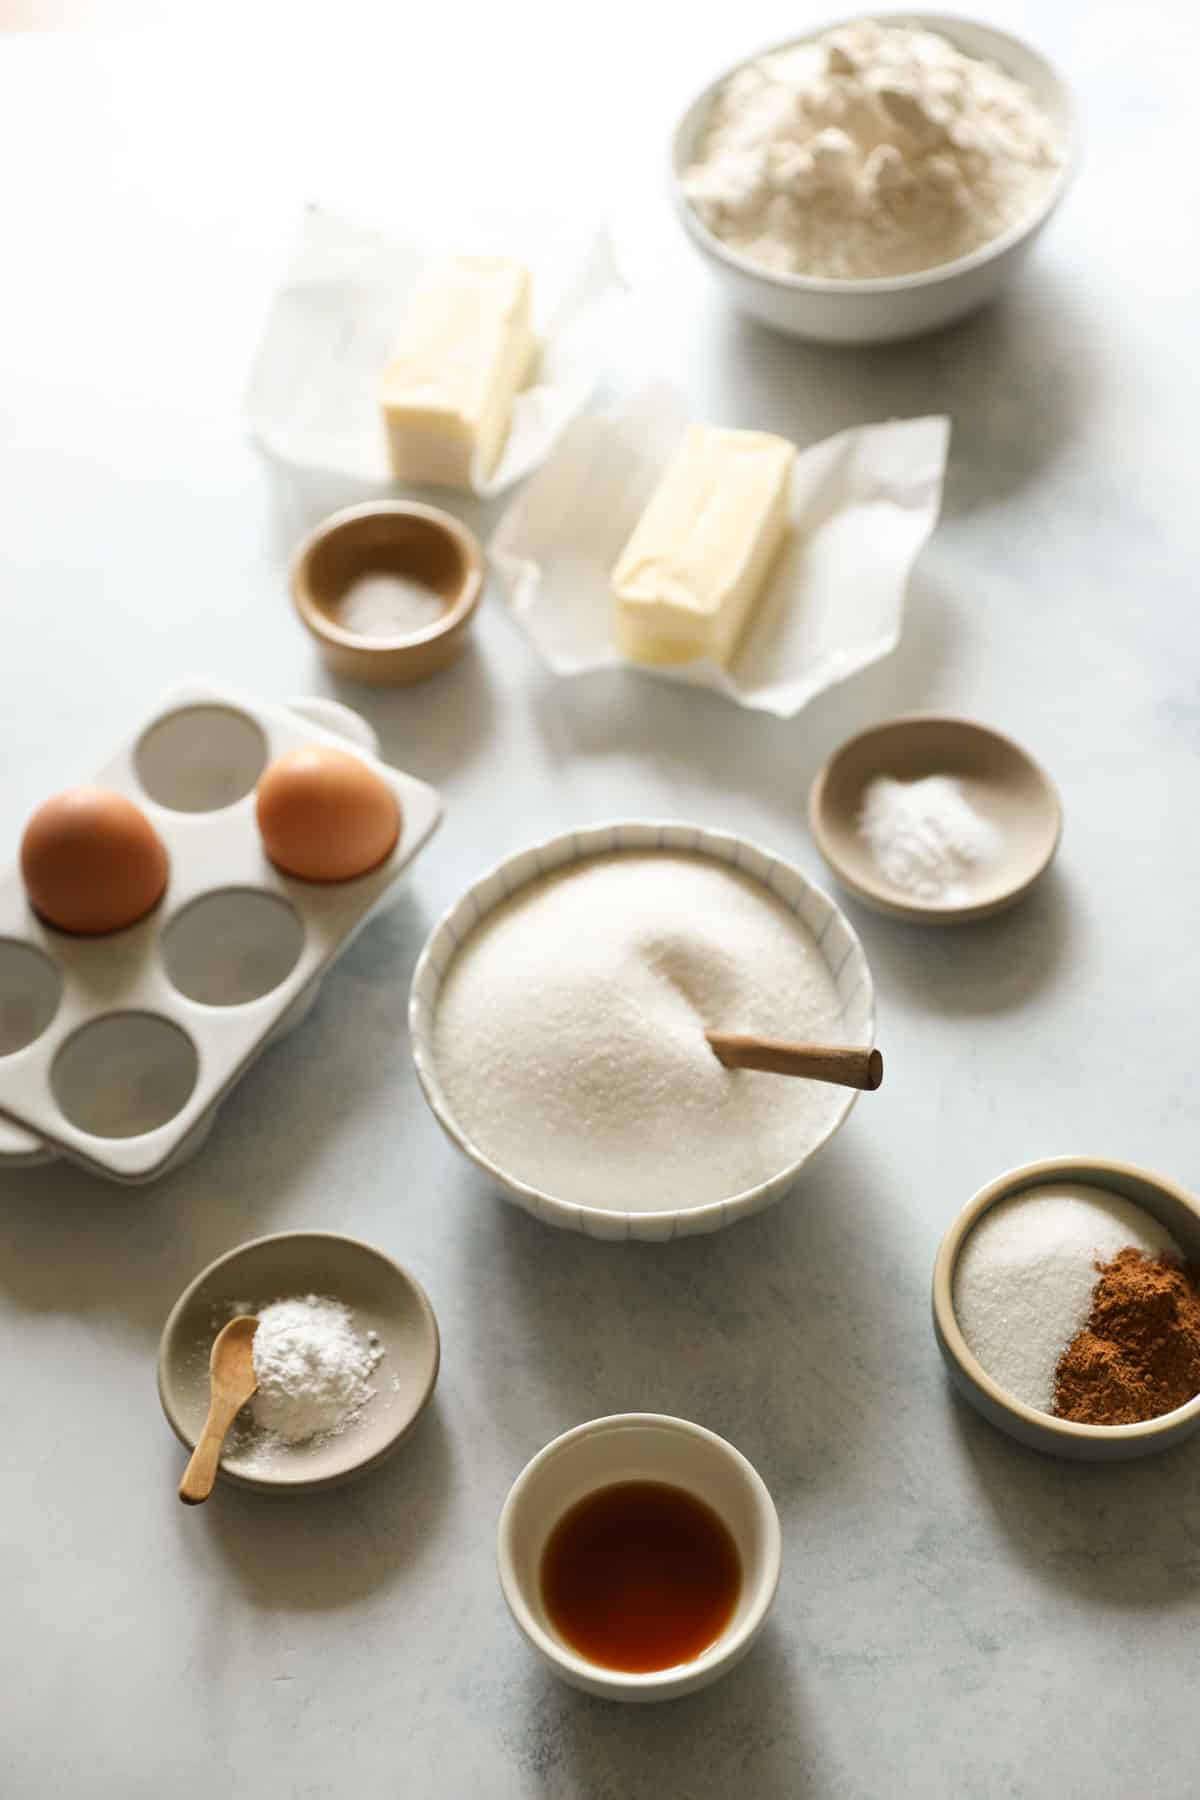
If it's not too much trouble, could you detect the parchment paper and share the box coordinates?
[246,207,627,495]
[490,385,950,717]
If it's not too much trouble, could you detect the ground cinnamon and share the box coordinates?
[1054,1248,1200,1425]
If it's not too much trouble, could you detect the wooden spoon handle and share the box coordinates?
[706,1034,883,1091]
[178,1395,244,1506]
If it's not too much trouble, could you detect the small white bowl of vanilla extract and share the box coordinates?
[496,1413,781,1702]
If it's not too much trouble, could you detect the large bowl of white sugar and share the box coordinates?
[410,821,874,1239]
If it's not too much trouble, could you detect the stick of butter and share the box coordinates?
[612,425,795,667]
[380,257,534,489]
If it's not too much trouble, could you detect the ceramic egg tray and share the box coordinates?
[0,678,441,1183]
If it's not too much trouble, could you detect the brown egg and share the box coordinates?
[21,787,169,935]
[256,745,401,882]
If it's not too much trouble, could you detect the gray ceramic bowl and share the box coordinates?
[932,1157,1200,1461]
[158,1230,440,1493]
[670,14,1078,345]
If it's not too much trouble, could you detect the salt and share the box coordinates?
[335,572,446,638]
[249,1295,384,1445]
[433,851,847,1212]
[952,1185,1179,1414]
[858,773,1001,904]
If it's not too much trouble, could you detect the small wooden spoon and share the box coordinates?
[706,1033,883,1091]
[178,1315,259,1506]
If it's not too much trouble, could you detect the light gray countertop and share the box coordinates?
[3,4,1200,1795]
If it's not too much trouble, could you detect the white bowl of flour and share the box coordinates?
[670,14,1078,344]
[410,822,875,1239]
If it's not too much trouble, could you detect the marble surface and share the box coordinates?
[3,3,1200,1794]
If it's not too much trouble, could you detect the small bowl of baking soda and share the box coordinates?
[808,712,1062,923]
[933,1158,1200,1461]
[670,14,1078,344]
[158,1232,440,1494]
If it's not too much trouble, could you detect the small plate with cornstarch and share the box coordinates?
[158,1232,440,1494]
[808,713,1061,924]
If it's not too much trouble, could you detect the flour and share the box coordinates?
[433,851,847,1212]
[249,1295,384,1445]
[952,1186,1178,1414]
[858,774,1000,905]
[682,20,1063,280]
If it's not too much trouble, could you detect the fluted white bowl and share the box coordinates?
[409,820,875,1240]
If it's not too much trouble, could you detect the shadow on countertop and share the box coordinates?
[708,269,1094,518]
[493,1621,830,1800]
[841,864,1077,1020]
[189,1401,455,1611]
[946,1384,1200,1611]
[453,1130,926,1514]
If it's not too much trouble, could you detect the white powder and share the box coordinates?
[952,1185,1179,1414]
[682,19,1063,280]
[249,1295,384,1445]
[335,572,446,638]
[433,851,848,1212]
[858,774,1001,904]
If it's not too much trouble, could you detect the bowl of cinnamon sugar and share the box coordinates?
[932,1156,1200,1461]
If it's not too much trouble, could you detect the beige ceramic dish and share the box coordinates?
[498,1413,781,1702]
[932,1157,1200,1462]
[808,713,1062,923]
[291,501,484,684]
[158,1230,440,1493]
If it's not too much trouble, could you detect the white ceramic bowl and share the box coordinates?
[497,1413,781,1702]
[933,1157,1200,1462]
[670,13,1079,345]
[409,820,875,1240]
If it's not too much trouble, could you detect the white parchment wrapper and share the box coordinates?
[246,207,627,494]
[490,386,950,717]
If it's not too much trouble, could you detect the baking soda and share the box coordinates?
[859,774,1000,904]
[952,1185,1179,1414]
[250,1295,384,1444]
[433,851,848,1212]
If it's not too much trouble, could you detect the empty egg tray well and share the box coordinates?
[0,678,442,1182]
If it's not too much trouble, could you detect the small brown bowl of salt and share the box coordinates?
[291,501,485,685]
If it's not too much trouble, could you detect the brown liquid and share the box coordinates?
[540,1480,742,1673]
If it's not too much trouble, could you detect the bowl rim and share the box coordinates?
[496,1412,782,1693]
[407,819,876,1235]
[669,10,1081,297]
[806,710,1064,923]
[156,1228,441,1492]
[289,499,485,654]
[932,1156,1200,1441]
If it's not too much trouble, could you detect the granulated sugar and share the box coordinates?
[952,1185,1179,1414]
[433,852,847,1211]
